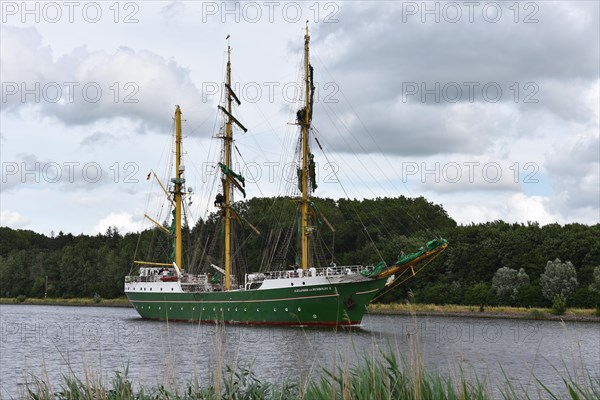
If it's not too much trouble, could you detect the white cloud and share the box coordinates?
[444,193,558,225]
[1,25,207,131]
[93,212,141,234]
[0,211,31,229]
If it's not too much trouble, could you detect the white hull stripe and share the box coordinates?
[127,293,339,304]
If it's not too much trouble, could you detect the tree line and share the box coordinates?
[1,196,599,308]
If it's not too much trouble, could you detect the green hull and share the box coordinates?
[126,278,387,326]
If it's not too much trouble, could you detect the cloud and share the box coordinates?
[545,130,600,219]
[1,26,207,132]
[0,210,31,229]
[93,211,141,234]
[445,193,558,225]
[81,131,117,147]
[308,1,599,157]
[1,152,113,193]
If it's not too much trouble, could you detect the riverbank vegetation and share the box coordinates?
[1,196,599,311]
[20,348,600,399]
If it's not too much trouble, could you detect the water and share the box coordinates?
[1,304,598,398]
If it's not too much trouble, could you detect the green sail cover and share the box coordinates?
[395,238,448,265]
[210,273,221,284]
[309,153,317,191]
[296,153,318,192]
[360,261,387,277]
[169,210,176,262]
[219,163,246,197]
[310,201,322,226]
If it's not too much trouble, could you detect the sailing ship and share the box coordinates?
[124,26,448,326]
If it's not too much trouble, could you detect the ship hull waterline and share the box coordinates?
[126,278,388,327]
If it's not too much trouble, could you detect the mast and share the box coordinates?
[300,23,311,270]
[216,39,247,290]
[174,105,183,269]
[224,46,233,290]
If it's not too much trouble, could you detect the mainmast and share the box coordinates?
[300,23,311,270]
[173,105,183,269]
[224,46,233,290]
[218,41,247,290]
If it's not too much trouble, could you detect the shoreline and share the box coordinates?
[368,303,600,322]
[2,298,598,322]
[0,297,132,308]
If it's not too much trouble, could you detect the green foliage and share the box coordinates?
[491,267,529,304]
[1,198,599,310]
[551,294,567,315]
[463,282,495,307]
[16,294,26,303]
[540,259,579,301]
[589,266,600,293]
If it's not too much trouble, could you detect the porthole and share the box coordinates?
[235,308,238,312]
[256,308,260,312]
[171,288,174,291]
[193,307,195,311]
[291,283,294,286]
[302,282,305,285]
[160,288,163,291]
[227,308,230,312]
[202,307,205,311]
[213,307,216,311]
[180,307,183,311]
[148,306,151,309]
[158,306,161,310]
[313,314,317,319]
[273,308,277,312]
[244,308,247,312]
[169,307,172,310]
[297,307,301,312]
[285,308,288,312]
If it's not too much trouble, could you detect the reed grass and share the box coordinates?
[19,351,599,400]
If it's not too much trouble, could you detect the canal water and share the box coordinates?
[1,304,598,398]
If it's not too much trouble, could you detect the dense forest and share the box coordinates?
[1,196,599,308]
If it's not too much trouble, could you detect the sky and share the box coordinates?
[1,1,599,235]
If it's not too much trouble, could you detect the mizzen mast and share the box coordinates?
[299,23,314,270]
[173,105,183,269]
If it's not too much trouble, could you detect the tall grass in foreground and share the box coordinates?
[20,351,600,400]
